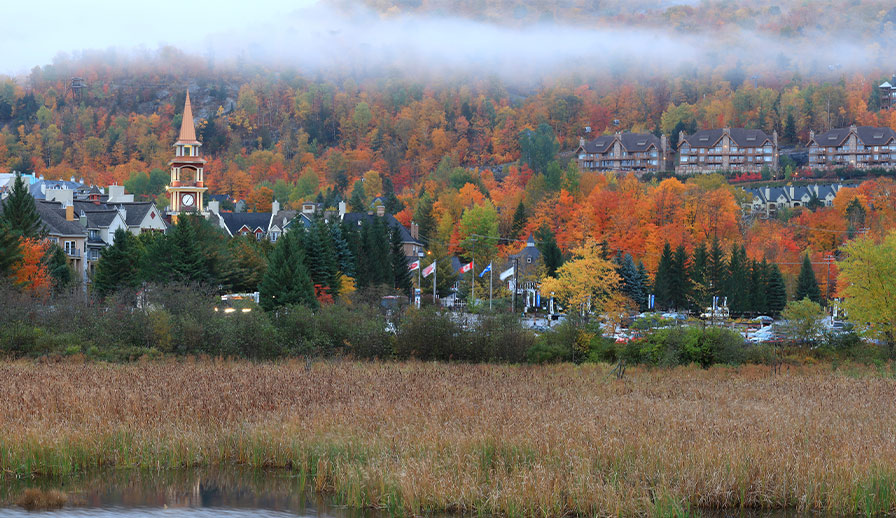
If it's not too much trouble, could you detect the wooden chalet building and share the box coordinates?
[807,125,896,170]
[576,132,669,173]
[678,128,778,174]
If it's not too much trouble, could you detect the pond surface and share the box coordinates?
[0,468,370,518]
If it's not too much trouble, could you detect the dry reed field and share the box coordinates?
[1,360,896,516]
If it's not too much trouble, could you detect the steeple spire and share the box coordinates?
[177,91,198,144]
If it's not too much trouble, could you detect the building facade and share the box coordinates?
[678,128,778,174]
[167,91,208,218]
[744,183,848,218]
[576,132,668,173]
[807,125,896,170]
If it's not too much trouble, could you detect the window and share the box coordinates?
[64,241,76,255]
[526,257,532,264]
[270,231,279,242]
[88,249,100,261]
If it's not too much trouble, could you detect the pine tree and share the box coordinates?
[511,200,527,239]
[349,180,366,212]
[259,230,317,311]
[0,226,21,279]
[304,217,340,295]
[726,245,748,316]
[413,194,436,246]
[766,264,787,316]
[654,243,674,310]
[0,173,43,238]
[44,244,73,290]
[382,176,404,214]
[706,238,726,300]
[330,222,355,278]
[93,228,141,297]
[535,225,563,277]
[795,254,822,303]
[784,111,797,144]
[690,242,708,310]
[748,259,768,315]
[669,245,691,310]
[390,227,412,297]
[168,217,209,285]
[617,253,647,309]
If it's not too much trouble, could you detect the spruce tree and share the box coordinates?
[0,226,21,279]
[617,253,647,309]
[0,173,43,238]
[669,245,691,310]
[726,245,748,316]
[382,176,404,214]
[706,238,726,299]
[304,217,340,295]
[766,264,787,316]
[690,242,708,310]
[511,200,527,239]
[535,225,563,277]
[654,243,674,310]
[93,228,141,297]
[168,217,209,285]
[330,222,355,278]
[44,244,73,290]
[390,227,412,297]
[349,180,366,212]
[413,194,436,246]
[748,259,767,316]
[259,231,317,311]
[795,254,822,303]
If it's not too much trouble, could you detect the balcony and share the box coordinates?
[65,249,81,258]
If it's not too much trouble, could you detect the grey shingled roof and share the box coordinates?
[109,202,153,227]
[83,210,119,229]
[341,212,421,245]
[34,201,86,237]
[682,128,772,149]
[580,135,615,154]
[219,211,273,236]
[619,133,661,152]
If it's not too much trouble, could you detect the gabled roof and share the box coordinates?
[681,128,772,149]
[580,133,661,154]
[341,212,422,245]
[218,211,273,237]
[809,126,896,147]
[29,180,87,199]
[82,209,120,229]
[33,201,86,237]
[109,201,155,227]
[580,135,615,154]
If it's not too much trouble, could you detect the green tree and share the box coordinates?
[669,244,691,310]
[778,298,824,345]
[616,253,647,310]
[330,222,355,278]
[304,216,340,295]
[839,233,896,354]
[222,234,269,292]
[766,264,787,317]
[518,123,558,175]
[390,227,412,297]
[726,245,748,315]
[510,200,527,239]
[795,254,822,304]
[413,193,436,246]
[259,230,317,311]
[0,173,43,238]
[459,201,500,270]
[654,243,674,310]
[349,180,366,212]
[93,228,142,297]
[535,225,563,277]
[0,226,21,279]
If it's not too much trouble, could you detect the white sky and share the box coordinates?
[2,0,315,75]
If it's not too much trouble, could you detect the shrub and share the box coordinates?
[395,308,466,361]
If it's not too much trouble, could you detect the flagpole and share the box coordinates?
[433,260,437,303]
[489,264,493,310]
[471,258,474,307]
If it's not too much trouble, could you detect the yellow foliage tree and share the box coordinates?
[839,232,896,353]
[540,240,621,315]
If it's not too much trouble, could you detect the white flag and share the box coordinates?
[422,261,436,278]
[499,266,515,281]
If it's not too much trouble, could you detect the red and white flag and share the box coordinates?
[422,261,436,278]
[408,260,420,272]
[459,261,473,273]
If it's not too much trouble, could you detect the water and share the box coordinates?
[0,468,370,518]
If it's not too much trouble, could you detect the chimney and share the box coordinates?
[773,130,778,147]
[46,188,73,208]
[410,221,419,240]
[338,200,347,218]
[809,130,815,140]
[208,200,220,215]
[272,199,280,215]
[65,205,74,221]
[79,213,87,228]
[108,184,126,202]
[376,205,385,217]
[578,136,585,148]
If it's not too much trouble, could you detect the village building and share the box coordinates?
[678,128,778,174]
[807,125,896,170]
[576,132,669,173]
[743,183,849,217]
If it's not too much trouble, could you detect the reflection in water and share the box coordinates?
[0,468,370,518]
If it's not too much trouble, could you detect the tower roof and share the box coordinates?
[176,91,199,145]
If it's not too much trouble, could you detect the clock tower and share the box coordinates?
[167,91,208,219]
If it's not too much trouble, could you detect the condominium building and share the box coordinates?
[807,125,896,170]
[576,132,669,173]
[677,128,778,174]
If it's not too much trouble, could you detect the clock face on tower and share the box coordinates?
[181,193,195,208]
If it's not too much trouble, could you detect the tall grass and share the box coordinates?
[1,360,895,516]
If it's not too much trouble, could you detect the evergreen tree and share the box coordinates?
[413,193,436,245]
[654,243,674,310]
[637,261,650,305]
[44,245,73,290]
[690,242,708,310]
[93,228,141,297]
[304,216,340,295]
[748,259,768,315]
[783,111,797,144]
[511,200,527,239]
[167,217,210,285]
[617,253,647,309]
[330,222,355,278]
[0,226,21,279]
[353,217,391,289]
[726,245,749,316]
[669,245,691,310]
[382,176,404,214]
[390,227,412,297]
[259,230,317,311]
[795,254,822,303]
[766,264,787,316]
[0,173,43,238]
[535,225,563,277]
[349,180,366,212]
[706,238,726,299]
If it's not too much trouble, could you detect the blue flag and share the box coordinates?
[479,262,492,278]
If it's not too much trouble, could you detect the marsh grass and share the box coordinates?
[1,360,896,516]
[15,488,67,510]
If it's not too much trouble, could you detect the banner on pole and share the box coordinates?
[499,266,515,281]
[479,262,492,278]
[459,261,473,273]
[408,260,420,272]
[422,262,436,278]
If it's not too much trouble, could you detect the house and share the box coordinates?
[678,128,778,174]
[34,200,89,284]
[576,132,669,173]
[807,125,896,170]
[744,183,848,217]
[880,80,896,111]
[341,203,424,261]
